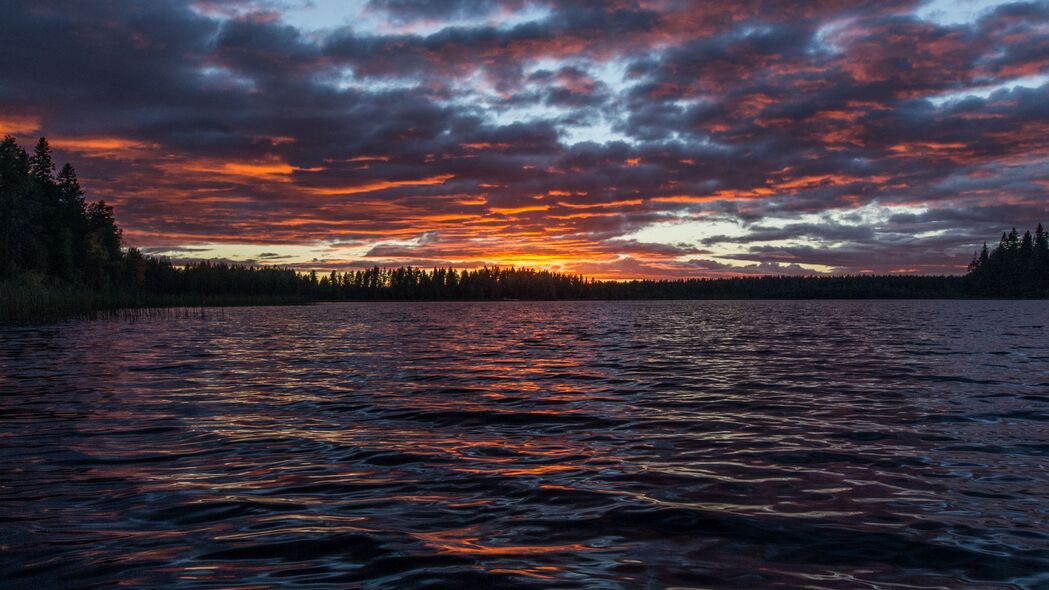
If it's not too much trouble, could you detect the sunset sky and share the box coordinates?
[2,0,1047,278]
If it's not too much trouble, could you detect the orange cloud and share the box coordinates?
[308,174,455,195]
[557,199,643,209]
[489,205,550,215]
[167,154,326,182]
[889,142,967,153]
[0,114,40,136]
[50,136,159,158]
[653,188,775,203]
[461,142,512,150]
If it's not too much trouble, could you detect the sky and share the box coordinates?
[2,0,1047,278]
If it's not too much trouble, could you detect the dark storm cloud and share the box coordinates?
[366,0,535,22]
[2,0,1047,277]
[701,223,877,246]
[322,2,663,83]
[140,246,213,254]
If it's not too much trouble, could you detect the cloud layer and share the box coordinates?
[2,0,1047,277]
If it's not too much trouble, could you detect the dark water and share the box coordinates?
[2,301,1049,589]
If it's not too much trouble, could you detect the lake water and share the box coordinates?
[2,300,1048,589]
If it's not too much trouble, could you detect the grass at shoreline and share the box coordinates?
[4,275,1038,325]
[1,282,313,324]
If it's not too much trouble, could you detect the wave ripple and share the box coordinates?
[2,300,1048,589]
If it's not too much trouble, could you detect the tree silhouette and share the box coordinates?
[965,225,1049,297]
[0,136,32,276]
[29,137,55,183]
[1,135,123,287]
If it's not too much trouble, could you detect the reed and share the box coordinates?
[0,281,312,324]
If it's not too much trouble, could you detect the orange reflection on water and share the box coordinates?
[489,566,563,580]
[414,526,590,556]
[455,464,577,477]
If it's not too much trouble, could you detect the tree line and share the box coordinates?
[306,267,964,300]
[0,136,319,301]
[1,135,1045,319]
[965,226,1049,297]
[1,135,124,287]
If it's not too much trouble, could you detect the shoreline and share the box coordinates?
[5,287,1045,325]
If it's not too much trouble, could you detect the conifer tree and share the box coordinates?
[0,136,32,276]
[1036,224,1049,293]
[57,163,85,213]
[29,137,55,183]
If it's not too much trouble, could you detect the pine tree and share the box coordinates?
[84,200,122,288]
[1019,230,1036,294]
[1036,223,1049,294]
[57,163,86,213]
[29,137,55,183]
[54,163,88,279]
[1020,230,1034,259]
[0,136,33,276]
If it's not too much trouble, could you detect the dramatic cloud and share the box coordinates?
[2,0,1047,277]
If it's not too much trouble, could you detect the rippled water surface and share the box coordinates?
[2,300,1049,589]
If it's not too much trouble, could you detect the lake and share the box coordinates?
[2,300,1048,589]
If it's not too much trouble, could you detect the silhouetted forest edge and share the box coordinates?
[2,136,1047,322]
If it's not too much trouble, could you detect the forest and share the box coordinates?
[964,227,1049,297]
[1,135,1045,320]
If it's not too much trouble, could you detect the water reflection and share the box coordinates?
[2,301,1048,588]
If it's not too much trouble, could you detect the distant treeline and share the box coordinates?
[1,135,1046,320]
[965,226,1049,297]
[302,266,964,300]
